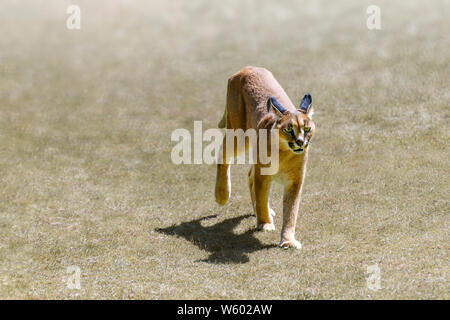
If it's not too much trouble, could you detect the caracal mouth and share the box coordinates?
[287,142,306,154]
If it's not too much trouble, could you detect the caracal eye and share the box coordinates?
[283,126,293,133]
[304,127,311,133]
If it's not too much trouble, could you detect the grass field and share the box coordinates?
[0,0,448,299]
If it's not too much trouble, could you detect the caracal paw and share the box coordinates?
[279,239,302,250]
[257,222,276,232]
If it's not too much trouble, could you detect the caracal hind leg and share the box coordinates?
[269,207,276,218]
[215,163,230,206]
[254,167,275,231]
[248,166,256,214]
[215,132,250,205]
[215,135,233,205]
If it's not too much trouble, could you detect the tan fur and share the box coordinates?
[215,66,315,249]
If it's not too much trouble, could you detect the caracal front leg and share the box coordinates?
[280,181,302,249]
[254,167,275,231]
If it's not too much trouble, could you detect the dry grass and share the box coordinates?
[0,0,448,299]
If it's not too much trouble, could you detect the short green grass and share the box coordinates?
[0,0,448,299]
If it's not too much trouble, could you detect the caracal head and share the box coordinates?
[267,94,315,154]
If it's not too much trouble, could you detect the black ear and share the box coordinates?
[267,96,287,116]
[299,94,312,114]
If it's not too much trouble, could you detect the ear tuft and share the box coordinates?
[267,96,287,115]
[299,93,312,114]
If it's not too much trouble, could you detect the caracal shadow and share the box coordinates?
[156,214,277,264]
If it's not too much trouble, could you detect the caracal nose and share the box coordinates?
[296,139,304,147]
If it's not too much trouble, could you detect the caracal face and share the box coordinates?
[266,93,315,155]
[276,109,315,155]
